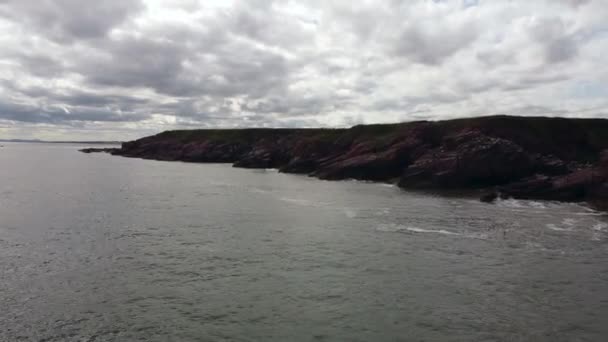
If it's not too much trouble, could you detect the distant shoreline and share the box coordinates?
[1,139,121,145]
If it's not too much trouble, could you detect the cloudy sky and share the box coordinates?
[0,0,607,140]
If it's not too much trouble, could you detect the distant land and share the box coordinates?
[80,115,608,210]
[1,139,121,144]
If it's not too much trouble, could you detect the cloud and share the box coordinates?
[391,3,479,65]
[527,17,579,63]
[0,0,144,42]
[0,0,606,140]
[0,97,147,124]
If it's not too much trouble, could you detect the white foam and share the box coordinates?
[375,224,493,240]
[405,227,461,235]
[591,222,608,231]
[528,201,548,209]
[523,241,560,253]
[546,223,573,232]
[376,224,459,236]
[498,198,548,209]
[249,187,271,194]
[279,197,331,207]
[279,197,315,206]
[497,198,528,208]
[376,208,391,216]
[562,218,577,226]
[574,212,605,216]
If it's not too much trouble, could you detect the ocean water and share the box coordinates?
[1,143,607,341]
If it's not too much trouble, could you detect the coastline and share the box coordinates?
[80,115,608,209]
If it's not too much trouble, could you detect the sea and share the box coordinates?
[1,142,607,341]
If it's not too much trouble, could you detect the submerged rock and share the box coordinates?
[480,191,499,203]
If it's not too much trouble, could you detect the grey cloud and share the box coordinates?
[393,24,477,65]
[528,17,579,64]
[476,49,517,68]
[369,93,464,112]
[326,3,388,42]
[226,0,315,50]
[545,37,578,64]
[74,24,289,100]
[11,53,66,78]
[0,0,144,43]
[248,91,355,117]
[459,73,570,94]
[80,36,192,94]
[54,92,150,110]
[0,99,147,124]
[567,0,591,8]
[1,80,149,111]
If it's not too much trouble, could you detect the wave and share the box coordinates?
[562,218,577,227]
[278,197,331,207]
[376,224,459,236]
[248,187,272,194]
[497,198,548,209]
[405,227,461,235]
[376,208,391,216]
[544,218,606,232]
[546,223,574,232]
[375,224,494,240]
[574,212,605,216]
[377,183,397,188]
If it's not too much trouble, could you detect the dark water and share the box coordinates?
[1,143,608,342]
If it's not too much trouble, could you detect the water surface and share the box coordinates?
[1,143,607,341]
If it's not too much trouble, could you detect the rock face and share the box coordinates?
[398,130,537,188]
[81,115,608,209]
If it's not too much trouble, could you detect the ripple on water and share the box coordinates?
[592,222,607,231]
[278,197,330,207]
[497,198,551,209]
[3,146,608,342]
[375,224,494,241]
[376,223,459,236]
[546,223,574,232]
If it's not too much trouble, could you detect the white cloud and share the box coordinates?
[0,0,606,140]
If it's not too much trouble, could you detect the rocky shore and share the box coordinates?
[80,147,120,154]
[81,115,608,209]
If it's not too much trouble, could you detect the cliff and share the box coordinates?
[82,115,608,208]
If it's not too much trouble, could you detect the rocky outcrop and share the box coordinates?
[398,130,537,188]
[81,115,608,209]
[79,147,119,154]
[494,162,608,203]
